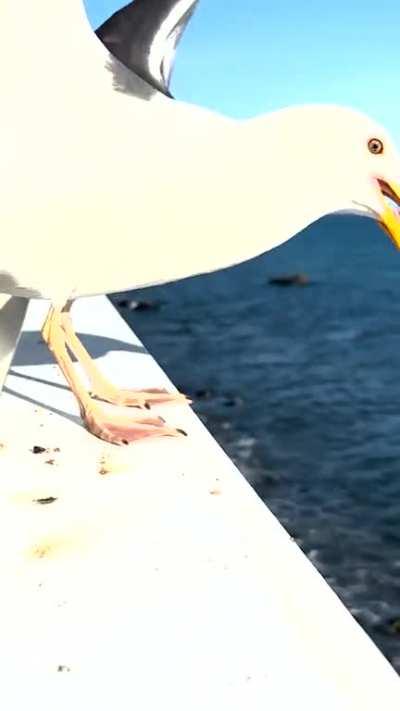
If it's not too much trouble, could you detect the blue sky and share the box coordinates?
[85,1,400,141]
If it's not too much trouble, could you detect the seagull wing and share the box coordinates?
[96,0,198,97]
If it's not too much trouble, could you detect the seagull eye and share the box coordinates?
[368,138,384,155]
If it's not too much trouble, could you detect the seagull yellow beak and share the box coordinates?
[376,178,400,249]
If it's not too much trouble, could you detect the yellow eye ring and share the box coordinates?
[368,138,384,155]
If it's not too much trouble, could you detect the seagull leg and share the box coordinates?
[0,295,29,392]
[59,301,190,408]
[42,305,186,445]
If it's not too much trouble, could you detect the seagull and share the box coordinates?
[1,0,400,446]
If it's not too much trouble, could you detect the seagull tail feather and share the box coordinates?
[0,295,29,393]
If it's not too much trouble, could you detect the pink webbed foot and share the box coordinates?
[83,403,187,445]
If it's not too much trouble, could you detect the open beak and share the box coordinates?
[376,178,400,249]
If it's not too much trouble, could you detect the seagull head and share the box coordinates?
[326,106,400,248]
[251,105,400,250]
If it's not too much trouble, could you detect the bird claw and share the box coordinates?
[83,405,187,445]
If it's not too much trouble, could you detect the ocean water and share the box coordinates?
[112,213,400,671]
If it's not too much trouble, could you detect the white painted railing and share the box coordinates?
[0,295,399,708]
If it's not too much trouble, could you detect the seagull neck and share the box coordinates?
[230,115,347,256]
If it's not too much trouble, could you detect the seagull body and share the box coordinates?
[1,0,400,444]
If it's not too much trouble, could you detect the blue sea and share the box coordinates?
[112,213,400,672]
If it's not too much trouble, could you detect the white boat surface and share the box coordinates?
[0,295,398,708]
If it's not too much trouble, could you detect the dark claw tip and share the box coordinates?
[177,428,188,437]
[145,403,151,410]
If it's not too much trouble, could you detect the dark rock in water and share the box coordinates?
[134,300,161,311]
[268,273,309,286]
[391,620,400,635]
[117,299,161,311]
[223,396,243,408]
[370,616,400,637]
[195,388,214,400]
[387,618,400,635]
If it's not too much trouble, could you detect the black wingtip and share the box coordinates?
[96,0,198,97]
